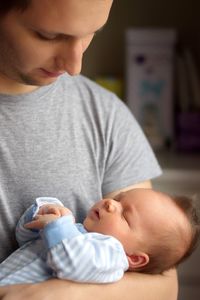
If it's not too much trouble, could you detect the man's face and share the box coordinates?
[0,0,113,89]
[83,188,188,255]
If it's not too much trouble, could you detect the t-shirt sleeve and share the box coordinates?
[102,94,162,195]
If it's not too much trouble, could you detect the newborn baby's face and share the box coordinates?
[84,188,189,255]
[83,190,143,254]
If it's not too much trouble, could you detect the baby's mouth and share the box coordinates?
[88,208,100,221]
[94,209,100,219]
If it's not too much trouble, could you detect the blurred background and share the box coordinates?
[82,1,200,299]
[82,0,200,77]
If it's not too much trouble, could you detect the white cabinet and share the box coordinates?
[152,152,200,300]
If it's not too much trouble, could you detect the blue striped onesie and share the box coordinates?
[0,197,129,285]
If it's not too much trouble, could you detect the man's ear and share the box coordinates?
[127,252,149,271]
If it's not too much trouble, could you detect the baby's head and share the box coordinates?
[84,188,200,274]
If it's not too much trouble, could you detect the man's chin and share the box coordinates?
[19,74,59,87]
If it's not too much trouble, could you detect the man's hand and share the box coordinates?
[24,204,74,230]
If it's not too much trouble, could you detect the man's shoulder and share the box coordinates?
[59,74,121,103]
[63,74,107,92]
[57,74,132,119]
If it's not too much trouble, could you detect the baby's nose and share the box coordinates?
[104,199,117,213]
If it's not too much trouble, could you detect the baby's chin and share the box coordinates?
[83,218,101,233]
[83,217,91,231]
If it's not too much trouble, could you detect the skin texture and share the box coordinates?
[0,0,178,299]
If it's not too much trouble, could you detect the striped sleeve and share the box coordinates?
[45,230,129,283]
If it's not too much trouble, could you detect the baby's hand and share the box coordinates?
[24,204,75,230]
[24,214,60,230]
[38,204,72,217]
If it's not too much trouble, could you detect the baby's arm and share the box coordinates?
[16,197,68,246]
[36,217,128,283]
[25,204,73,230]
[23,202,128,283]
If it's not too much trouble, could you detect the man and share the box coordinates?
[0,0,178,299]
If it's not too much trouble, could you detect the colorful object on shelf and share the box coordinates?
[125,28,177,150]
[95,77,123,99]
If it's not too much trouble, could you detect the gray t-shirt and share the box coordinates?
[0,74,161,262]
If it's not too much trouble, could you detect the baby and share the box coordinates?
[0,188,199,285]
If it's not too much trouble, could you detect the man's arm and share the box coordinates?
[104,180,152,199]
[0,269,178,300]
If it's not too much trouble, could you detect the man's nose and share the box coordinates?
[55,38,83,76]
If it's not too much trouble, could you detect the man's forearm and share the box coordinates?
[0,269,178,300]
[68,269,178,300]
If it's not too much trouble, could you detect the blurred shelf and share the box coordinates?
[155,150,200,170]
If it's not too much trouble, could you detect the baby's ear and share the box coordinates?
[127,252,149,271]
